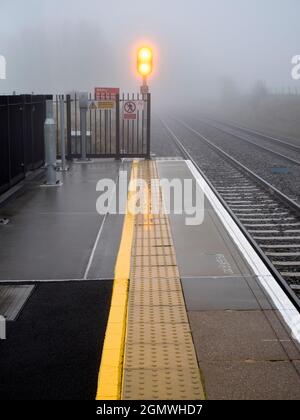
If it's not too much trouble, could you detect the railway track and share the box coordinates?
[160,117,300,310]
[186,117,300,205]
[204,118,300,154]
[198,117,300,163]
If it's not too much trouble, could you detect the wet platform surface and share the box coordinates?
[157,160,300,399]
[0,160,127,400]
[0,160,129,281]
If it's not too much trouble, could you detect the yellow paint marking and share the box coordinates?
[96,161,138,400]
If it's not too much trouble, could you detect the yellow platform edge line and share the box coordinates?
[95,160,138,400]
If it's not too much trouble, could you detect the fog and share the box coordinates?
[0,0,299,106]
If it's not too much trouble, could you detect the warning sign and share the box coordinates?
[95,87,119,100]
[123,100,144,120]
[124,101,136,119]
[89,101,97,110]
[88,100,115,110]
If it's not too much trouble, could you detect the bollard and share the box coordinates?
[44,100,57,185]
[59,95,67,171]
[80,107,87,159]
[0,315,6,340]
[79,92,89,160]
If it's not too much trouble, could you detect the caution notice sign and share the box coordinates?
[88,100,115,110]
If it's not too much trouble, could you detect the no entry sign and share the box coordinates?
[123,100,144,120]
[95,87,119,100]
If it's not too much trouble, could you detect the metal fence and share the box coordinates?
[0,95,51,195]
[119,93,151,158]
[54,92,151,160]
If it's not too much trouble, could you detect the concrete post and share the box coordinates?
[44,100,57,185]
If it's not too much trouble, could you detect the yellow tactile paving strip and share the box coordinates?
[122,160,205,400]
[96,161,138,400]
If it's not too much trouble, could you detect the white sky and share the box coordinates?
[0,0,299,100]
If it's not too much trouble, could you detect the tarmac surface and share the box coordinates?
[0,281,112,399]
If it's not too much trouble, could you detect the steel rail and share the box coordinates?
[196,117,300,166]
[203,117,300,153]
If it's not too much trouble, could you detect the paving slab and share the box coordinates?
[188,310,291,362]
[263,309,300,360]
[182,277,260,310]
[200,360,300,400]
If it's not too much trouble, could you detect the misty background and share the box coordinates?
[0,0,300,132]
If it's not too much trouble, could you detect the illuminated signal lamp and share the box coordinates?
[137,47,153,94]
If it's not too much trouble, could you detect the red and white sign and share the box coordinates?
[123,101,136,120]
[95,87,119,100]
[123,100,144,120]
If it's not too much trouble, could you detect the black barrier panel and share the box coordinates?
[31,95,47,169]
[0,97,10,194]
[55,92,151,160]
[9,97,24,183]
[23,96,34,172]
[0,94,51,195]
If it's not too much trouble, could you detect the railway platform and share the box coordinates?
[0,158,300,400]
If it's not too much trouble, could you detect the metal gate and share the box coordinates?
[55,92,151,160]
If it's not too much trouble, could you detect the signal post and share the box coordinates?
[137,47,153,159]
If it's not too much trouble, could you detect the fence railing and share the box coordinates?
[54,92,151,160]
[0,94,51,195]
